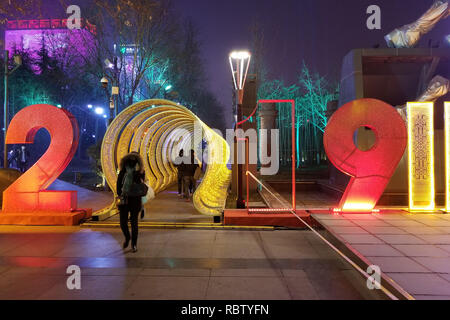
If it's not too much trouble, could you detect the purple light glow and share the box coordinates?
[5,22,96,74]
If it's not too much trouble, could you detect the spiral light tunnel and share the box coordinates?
[97,99,231,218]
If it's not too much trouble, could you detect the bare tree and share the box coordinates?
[0,0,42,24]
[75,0,177,111]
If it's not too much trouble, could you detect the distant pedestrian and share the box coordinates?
[183,150,199,201]
[7,149,17,170]
[173,149,186,198]
[117,153,146,253]
[18,146,29,173]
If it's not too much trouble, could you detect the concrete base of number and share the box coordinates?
[0,209,92,226]
[224,209,319,228]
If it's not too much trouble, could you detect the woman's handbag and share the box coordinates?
[142,184,155,205]
[129,182,149,197]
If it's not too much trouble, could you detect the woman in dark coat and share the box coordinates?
[117,153,145,253]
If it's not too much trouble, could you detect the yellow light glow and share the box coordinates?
[97,99,231,218]
[342,203,375,211]
[407,102,435,211]
[445,102,450,212]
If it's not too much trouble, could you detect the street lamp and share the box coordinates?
[229,50,251,209]
[100,76,114,125]
[104,57,120,117]
[3,50,22,168]
[101,74,119,125]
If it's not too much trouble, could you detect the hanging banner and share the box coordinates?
[407,102,435,211]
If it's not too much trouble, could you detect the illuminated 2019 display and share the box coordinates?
[98,99,231,218]
[1,99,449,222]
[407,102,435,211]
[323,99,408,212]
[2,104,79,212]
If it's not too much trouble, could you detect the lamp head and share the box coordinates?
[229,50,251,91]
[13,54,22,66]
[100,77,109,88]
[104,59,113,69]
[230,51,251,60]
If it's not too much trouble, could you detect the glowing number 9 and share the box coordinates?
[2,104,79,212]
[324,99,407,212]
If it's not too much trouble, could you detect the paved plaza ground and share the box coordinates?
[0,226,386,300]
[107,187,213,224]
[314,213,450,300]
[3,180,448,300]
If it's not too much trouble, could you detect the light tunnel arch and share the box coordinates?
[99,99,231,217]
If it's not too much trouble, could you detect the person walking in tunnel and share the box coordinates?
[183,150,200,201]
[173,149,186,198]
[117,153,146,253]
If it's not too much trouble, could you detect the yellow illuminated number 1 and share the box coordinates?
[446,102,450,212]
[407,102,435,211]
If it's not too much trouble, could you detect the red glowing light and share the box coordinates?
[2,104,79,213]
[324,99,407,212]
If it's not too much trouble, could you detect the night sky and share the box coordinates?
[172,0,449,127]
[6,0,449,128]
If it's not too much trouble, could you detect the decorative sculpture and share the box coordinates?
[98,99,231,218]
[397,75,449,121]
[2,105,79,213]
[417,75,450,102]
[324,99,408,212]
[0,104,90,226]
[385,0,449,48]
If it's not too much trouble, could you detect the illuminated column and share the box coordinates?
[258,103,278,173]
[446,102,450,212]
[408,102,435,211]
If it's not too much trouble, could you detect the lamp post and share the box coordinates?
[104,56,120,117]
[229,50,251,209]
[93,107,105,144]
[3,50,22,168]
[100,76,114,125]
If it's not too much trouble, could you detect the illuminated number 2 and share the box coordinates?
[2,105,79,212]
[324,99,408,212]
